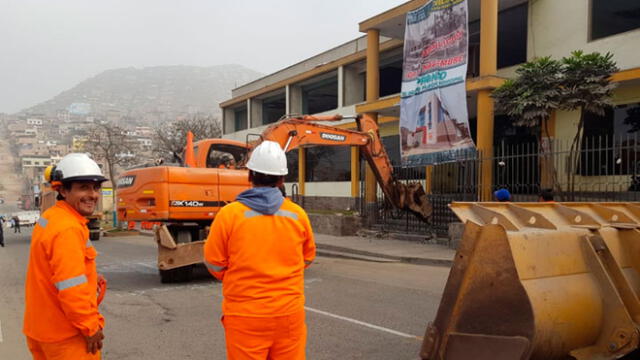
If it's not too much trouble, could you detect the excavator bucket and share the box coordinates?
[421,202,640,360]
[399,183,433,220]
[393,182,433,221]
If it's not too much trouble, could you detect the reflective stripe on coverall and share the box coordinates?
[24,200,104,357]
[204,198,315,359]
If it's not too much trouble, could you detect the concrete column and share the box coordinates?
[366,29,380,101]
[337,66,345,109]
[245,99,251,130]
[477,90,495,201]
[250,98,263,128]
[477,0,498,201]
[223,107,234,134]
[351,146,360,197]
[221,107,227,134]
[425,165,433,194]
[344,66,365,106]
[285,85,291,115]
[365,29,380,204]
[289,85,303,115]
[298,148,306,196]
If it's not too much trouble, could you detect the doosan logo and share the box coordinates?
[320,132,346,142]
[116,176,136,188]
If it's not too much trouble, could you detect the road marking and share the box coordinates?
[305,306,419,339]
[97,261,157,274]
[136,262,157,270]
[304,278,322,288]
[0,320,3,343]
[112,283,215,297]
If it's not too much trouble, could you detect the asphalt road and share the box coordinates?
[0,137,23,214]
[0,229,450,359]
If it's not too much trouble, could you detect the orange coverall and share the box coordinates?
[204,197,315,360]
[24,200,104,360]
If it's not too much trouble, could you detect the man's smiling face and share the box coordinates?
[59,181,102,216]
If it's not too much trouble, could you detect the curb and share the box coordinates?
[316,249,401,263]
[316,243,453,267]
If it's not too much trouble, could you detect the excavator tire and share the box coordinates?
[421,202,640,360]
[160,229,194,283]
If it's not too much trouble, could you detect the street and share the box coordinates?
[0,137,23,214]
[0,229,450,360]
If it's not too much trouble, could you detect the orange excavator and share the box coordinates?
[116,114,431,282]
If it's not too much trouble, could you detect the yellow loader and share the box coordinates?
[421,202,640,360]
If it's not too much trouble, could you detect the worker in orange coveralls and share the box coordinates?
[24,153,108,360]
[204,140,316,360]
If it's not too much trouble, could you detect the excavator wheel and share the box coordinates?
[159,229,194,283]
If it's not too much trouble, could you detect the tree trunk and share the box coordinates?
[540,117,563,200]
[107,160,117,226]
[567,108,586,201]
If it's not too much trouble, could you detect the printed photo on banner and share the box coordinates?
[400,0,475,166]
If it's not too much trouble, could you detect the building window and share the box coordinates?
[497,4,528,68]
[468,3,528,72]
[261,93,286,125]
[581,102,640,175]
[302,76,338,114]
[305,146,350,182]
[381,135,401,166]
[379,51,403,97]
[234,107,248,132]
[591,0,640,40]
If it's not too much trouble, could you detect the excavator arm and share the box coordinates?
[258,114,432,221]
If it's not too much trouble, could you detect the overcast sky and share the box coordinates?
[0,0,408,114]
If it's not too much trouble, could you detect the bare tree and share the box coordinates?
[84,122,138,211]
[153,114,222,163]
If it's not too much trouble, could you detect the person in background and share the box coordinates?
[0,216,5,247]
[13,215,21,233]
[538,188,555,202]
[494,188,512,202]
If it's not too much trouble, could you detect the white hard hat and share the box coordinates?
[49,153,107,184]
[246,141,288,176]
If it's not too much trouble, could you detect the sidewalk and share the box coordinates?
[314,233,456,267]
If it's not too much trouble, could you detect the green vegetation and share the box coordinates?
[492,51,618,199]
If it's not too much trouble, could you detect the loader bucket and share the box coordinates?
[421,202,640,360]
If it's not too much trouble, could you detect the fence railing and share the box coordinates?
[362,135,640,235]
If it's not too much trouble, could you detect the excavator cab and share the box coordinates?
[205,144,246,170]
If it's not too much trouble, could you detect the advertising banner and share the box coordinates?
[400,0,475,166]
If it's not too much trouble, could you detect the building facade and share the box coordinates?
[220,0,640,205]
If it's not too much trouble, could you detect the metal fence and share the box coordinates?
[363,135,640,236]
